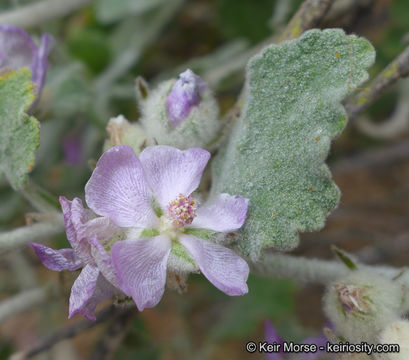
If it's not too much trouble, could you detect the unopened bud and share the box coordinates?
[138,70,220,149]
[323,271,404,343]
[104,115,147,154]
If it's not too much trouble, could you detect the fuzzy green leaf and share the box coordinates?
[211,29,375,260]
[0,68,40,190]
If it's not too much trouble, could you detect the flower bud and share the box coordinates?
[374,320,409,360]
[323,271,404,343]
[166,69,206,126]
[0,25,53,98]
[103,115,147,154]
[138,69,221,149]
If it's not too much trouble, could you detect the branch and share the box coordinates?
[0,284,54,324]
[16,304,135,359]
[344,44,409,121]
[251,253,409,285]
[279,0,335,41]
[0,214,64,253]
[90,307,137,360]
[0,0,93,28]
[331,140,409,174]
[7,251,39,289]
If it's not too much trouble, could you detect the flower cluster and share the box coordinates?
[0,25,52,98]
[31,145,250,319]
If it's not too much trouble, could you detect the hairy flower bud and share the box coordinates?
[103,115,147,155]
[138,69,220,149]
[374,320,409,360]
[323,271,405,343]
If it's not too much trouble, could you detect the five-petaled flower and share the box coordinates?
[31,145,250,318]
[0,25,53,98]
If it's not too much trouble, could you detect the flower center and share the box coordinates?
[167,193,197,227]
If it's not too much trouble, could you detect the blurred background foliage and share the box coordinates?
[0,0,409,359]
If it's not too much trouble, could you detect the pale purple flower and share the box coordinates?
[0,25,53,97]
[166,69,207,126]
[265,320,328,360]
[30,197,120,321]
[85,145,250,311]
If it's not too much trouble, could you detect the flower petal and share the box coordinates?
[0,25,36,69]
[179,235,249,296]
[139,146,210,208]
[190,194,249,232]
[89,237,118,287]
[166,69,207,126]
[111,235,171,311]
[60,196,94,264]
[264,320,285,360]
[29,243,82,271]
[69,265,114,321]
[60,196,120,266]
[31,33,53,96]
[85,145,157,228]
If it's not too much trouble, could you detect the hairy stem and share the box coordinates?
[251,253,408,285]
[0,284,54,324]
[7,251,38,289]
[89,307,137,360]
[0,0,93,28]
[0,214,64,253]
[332,140,409,174]
[344,44,409,121]
[279,0,335,41]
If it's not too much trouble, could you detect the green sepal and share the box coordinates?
[171,241,195,265]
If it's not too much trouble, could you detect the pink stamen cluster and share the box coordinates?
[167,193,198,227]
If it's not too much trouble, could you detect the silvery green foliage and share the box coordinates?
[0,68,39,190]
[211,29,375,259]
[138,79,221,150]
[323,270,405,344]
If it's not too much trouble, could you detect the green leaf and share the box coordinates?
[332,245,358,271]
[218,0,278,43]
[211,29,375,260]
[0,68,40,190]
[67,28,111,73]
